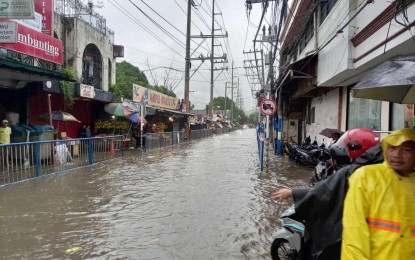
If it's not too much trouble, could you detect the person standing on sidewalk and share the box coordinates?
[0,119,12,168]
[341,128,415,260]
[0,119,11,144]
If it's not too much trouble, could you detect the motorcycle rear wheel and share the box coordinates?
[270,238,300,260]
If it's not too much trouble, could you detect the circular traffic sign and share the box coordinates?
[260,99,277,115]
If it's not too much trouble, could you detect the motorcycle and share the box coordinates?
[309,159,334,186]
[270,206,304,260]
[293,140,330,168]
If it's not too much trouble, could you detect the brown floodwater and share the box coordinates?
[0,129,312,259]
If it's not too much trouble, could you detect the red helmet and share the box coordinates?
[336,128,380,159]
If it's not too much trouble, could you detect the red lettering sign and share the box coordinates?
[0,23,62,64]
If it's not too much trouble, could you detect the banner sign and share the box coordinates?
[0,23,63,64]
[79,84,96,99]
[0,21,16,43]
[0,0,35,19]
[133,84,180,110]
[35,0,53,35]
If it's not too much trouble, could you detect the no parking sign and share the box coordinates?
[260,99,277,116]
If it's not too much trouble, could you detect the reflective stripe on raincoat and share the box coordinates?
[341,128,415,260]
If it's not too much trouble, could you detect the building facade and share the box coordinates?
[277,0,415,145]
[0,0,123,139]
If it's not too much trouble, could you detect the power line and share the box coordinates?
[107,0,184,58]
[128,0,186,50]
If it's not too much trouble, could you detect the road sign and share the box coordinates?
[260,99,277,115]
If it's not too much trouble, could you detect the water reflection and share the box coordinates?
[0,129,312,259]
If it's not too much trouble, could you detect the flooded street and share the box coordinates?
[0,129,312,259]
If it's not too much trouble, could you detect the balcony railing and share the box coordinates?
[54,0,114,44]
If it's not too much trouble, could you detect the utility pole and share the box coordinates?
[224,82,228,120]
[231,61,234,121]
[210,0,215,120]
[184,0,193,113]
[191,0,227,121]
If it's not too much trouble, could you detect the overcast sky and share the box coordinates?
[98,0,267,113]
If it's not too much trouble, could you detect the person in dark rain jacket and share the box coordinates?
[272,128,383,260]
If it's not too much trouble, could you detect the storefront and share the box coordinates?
[28,80,116,138]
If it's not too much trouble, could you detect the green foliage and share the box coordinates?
[109,84,123,102]
[115,61,149,99]
[60,81,75,108]
[212,96,247,122]
[248,112,259,124]
[153,85,176,97]
[59,68,75,79]
[115,61,177,99]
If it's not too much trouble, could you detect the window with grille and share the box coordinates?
[82,44,102,89]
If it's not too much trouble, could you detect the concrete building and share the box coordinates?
[0,1,124,138]
[276,0,415,146]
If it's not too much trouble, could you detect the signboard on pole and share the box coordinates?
[260,98,277,116]
[133,83,180,110]
[0,0,35,19]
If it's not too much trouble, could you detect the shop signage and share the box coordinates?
[133,84,180,110]
[0,23,63,64]
[79,84,95,99]
[35,0,53,35]
[0,0,35,19]
[0,21,17,43]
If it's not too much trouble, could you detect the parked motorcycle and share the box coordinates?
[270,206,304,260]
[293,139,330,167]
[309,159,334,186]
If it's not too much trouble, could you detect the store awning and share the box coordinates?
[0,58,73,82]
[146,105,194,116]
[276,53,316,91]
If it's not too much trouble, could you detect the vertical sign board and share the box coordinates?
[0,21,17,43]
[35,0,53,36]
[0,0,35,19]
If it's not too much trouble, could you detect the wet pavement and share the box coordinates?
[0,129,312,259]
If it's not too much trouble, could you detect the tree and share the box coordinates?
[212,96,247,122]
[114,61,149,99]
[114,61,177,100]
[145,59,182,95]
[248,112,259,124]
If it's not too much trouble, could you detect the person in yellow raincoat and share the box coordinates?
[341,128,415,260]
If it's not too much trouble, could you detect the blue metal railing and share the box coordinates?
[0,135,123,187]
[0,127,236,187]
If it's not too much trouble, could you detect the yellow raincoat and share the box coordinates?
[341,128,415,260]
